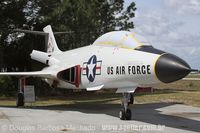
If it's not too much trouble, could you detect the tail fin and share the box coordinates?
[43,25,61,53]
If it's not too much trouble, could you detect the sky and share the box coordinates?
[126,0,200,69]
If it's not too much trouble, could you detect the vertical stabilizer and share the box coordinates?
[43,25,61,53]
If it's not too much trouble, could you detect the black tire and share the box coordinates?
[16,93,24,107]
[125,109,132,120]
[119,109,126,120]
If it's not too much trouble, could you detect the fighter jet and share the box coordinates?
[0,25,198,120]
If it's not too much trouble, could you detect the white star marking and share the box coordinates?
[87,57,96,79]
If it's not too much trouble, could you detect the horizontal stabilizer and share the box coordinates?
[14,29,48,36]
[86,85,104,91]
[13,29,73,36]
[13,25,72,53]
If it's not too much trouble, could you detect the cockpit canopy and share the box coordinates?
[93,31,150,49]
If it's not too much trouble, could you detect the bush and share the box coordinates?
[0,76,18,96]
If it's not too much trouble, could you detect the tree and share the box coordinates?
[0,0,136,96]
[0,0,136,64]
[37,0,136,50]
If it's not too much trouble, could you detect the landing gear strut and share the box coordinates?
[16,77,25,107]
[119,93,134,120]
[16,92,24,107]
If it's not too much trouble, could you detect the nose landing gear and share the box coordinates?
[119,93,134,120]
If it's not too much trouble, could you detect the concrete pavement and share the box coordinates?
[0,103,200,133]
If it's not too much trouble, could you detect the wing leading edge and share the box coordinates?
[0,71,52,78]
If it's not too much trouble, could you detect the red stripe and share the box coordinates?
[96,67,101,69]
[82,67,101,70]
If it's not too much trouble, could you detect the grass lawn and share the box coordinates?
[0,78,200,107]
[186,74,200,78]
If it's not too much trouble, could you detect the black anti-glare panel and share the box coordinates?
[135,45,165,55]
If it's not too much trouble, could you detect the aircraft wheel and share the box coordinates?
[125,109,132,120]
[16,93,24,107]
[119,109,126,120]
[119,109,132,120]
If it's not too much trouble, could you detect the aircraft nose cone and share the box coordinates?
[155,54,191,83]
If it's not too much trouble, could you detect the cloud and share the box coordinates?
[133,0,200,68]
[164,0,200,15]
[134,11,183,38]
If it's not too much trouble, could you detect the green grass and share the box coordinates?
[0,93,122,107]
[135,91,200,107]
[186,74,200,78]
[0,80,200,107]
[147,80,200,107]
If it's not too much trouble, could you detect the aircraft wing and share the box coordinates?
[0,71,52,78]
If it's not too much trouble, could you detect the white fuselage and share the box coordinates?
[0,26,192,93]
[44,45,161,89]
